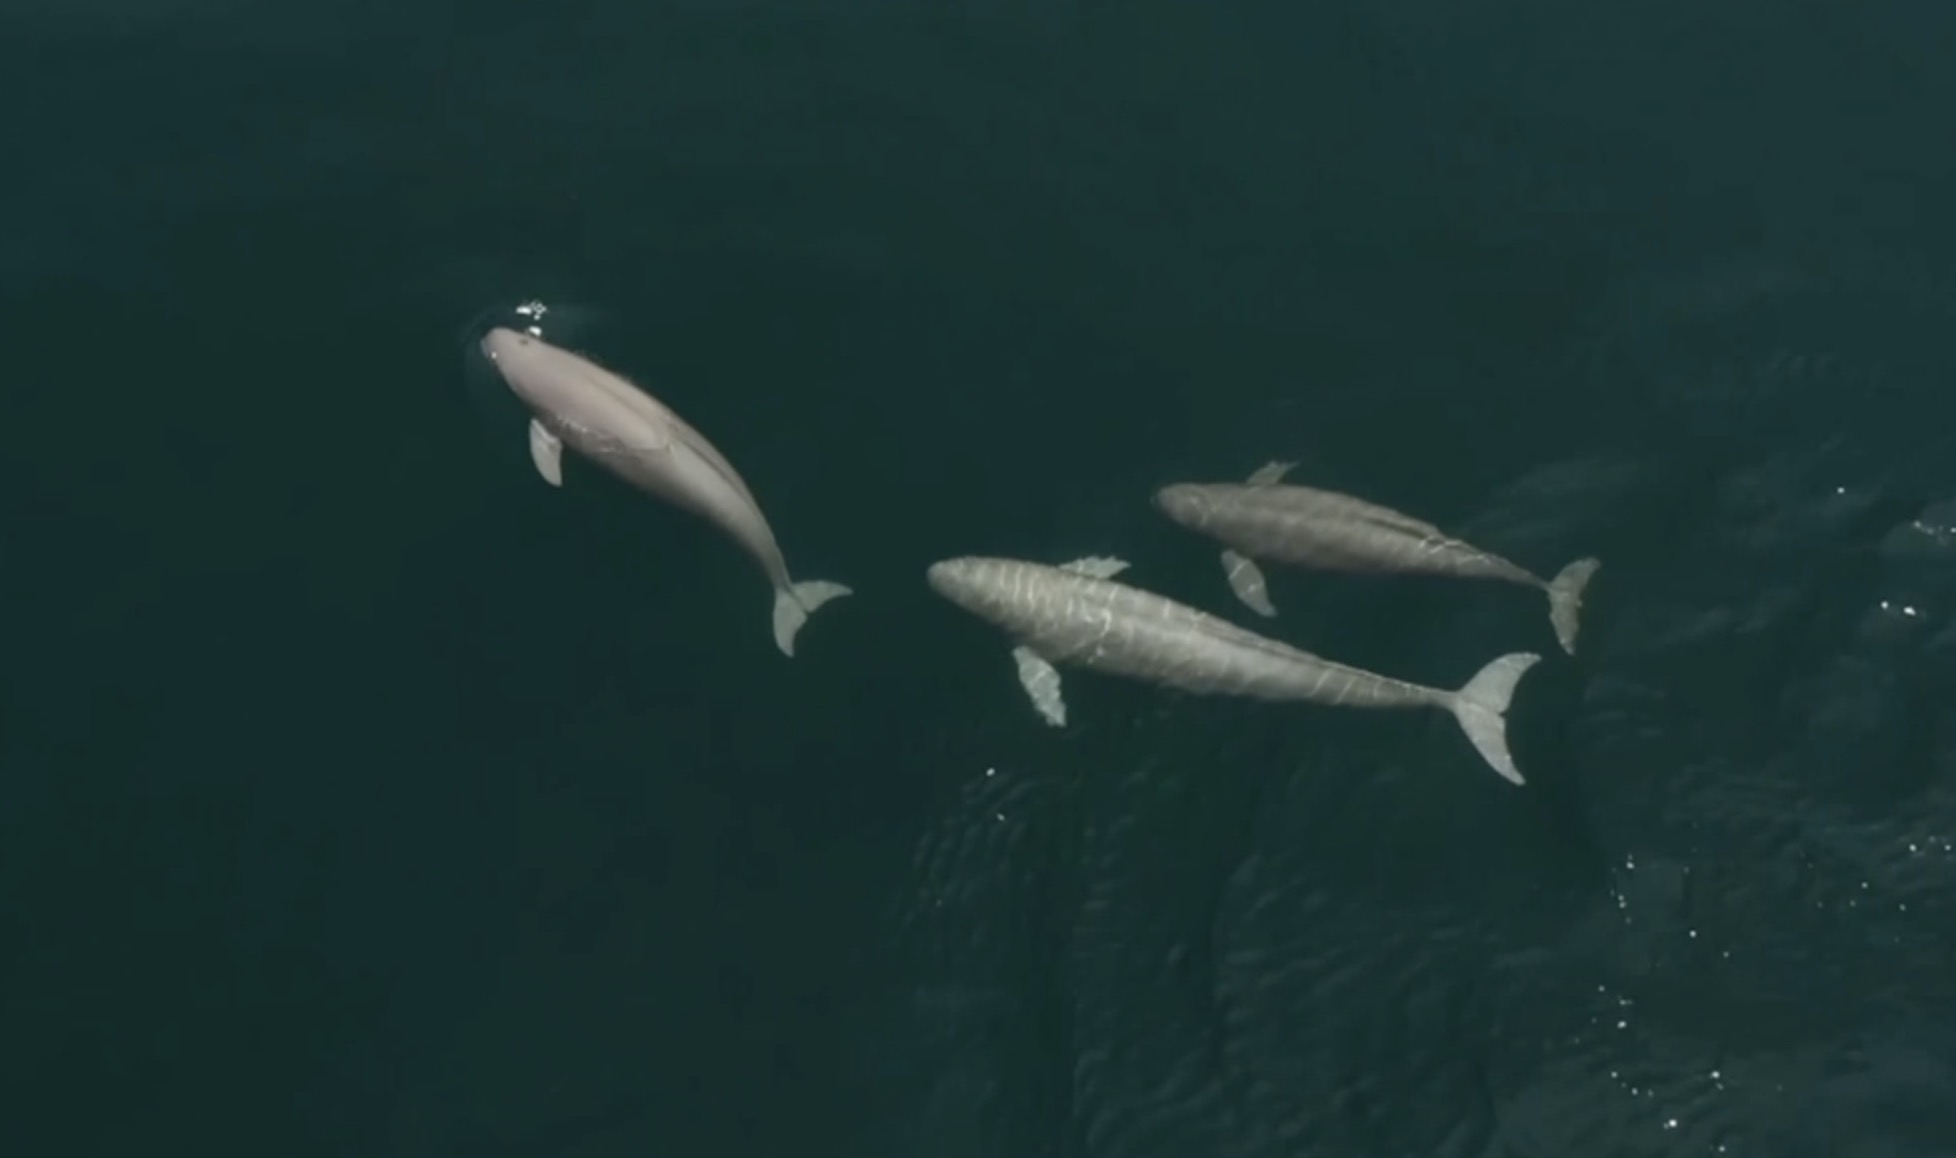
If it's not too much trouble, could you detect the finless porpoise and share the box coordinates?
[1154,461,1600,655]
[926,554,1541,784]
[479,327,851,657]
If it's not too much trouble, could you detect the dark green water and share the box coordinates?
[5,1,1956,1154]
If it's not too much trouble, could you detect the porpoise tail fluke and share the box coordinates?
[1545,558,1601,656]
[773,579,853,658]
[1449,652,1541,785]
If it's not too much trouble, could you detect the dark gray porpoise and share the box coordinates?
[926,554,1540,784]
[1154,461,1600,655]
[479,327,850,657]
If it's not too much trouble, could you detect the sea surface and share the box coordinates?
[4,1,1955,1155]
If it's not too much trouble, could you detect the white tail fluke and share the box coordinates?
[1448,652,1542,785]
[772,579,853,657]
[1545,557,1601,656]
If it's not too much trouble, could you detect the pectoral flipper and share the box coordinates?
[1013,645,1068,726]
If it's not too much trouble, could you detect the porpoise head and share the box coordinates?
[926,557,979,602]
[929,557,1048,634]
[479,325,538,366]
[478,326,569,412]
[1152,483,1215,526]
